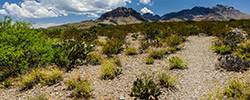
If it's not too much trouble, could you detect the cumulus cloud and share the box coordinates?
[0,9,8,15]
[141,7,154,14]
[139,0,152,5]
[0,0,132,18]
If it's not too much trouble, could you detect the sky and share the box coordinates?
[0,0,249,28]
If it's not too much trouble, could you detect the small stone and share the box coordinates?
[119,96,125,100]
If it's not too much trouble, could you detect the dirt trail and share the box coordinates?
[164,36,230,99]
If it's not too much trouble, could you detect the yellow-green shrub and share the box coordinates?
[158,72,177,88]
[125,47,137,55]
[65,75,93,98]
[169,56,187,70]
[102,38,123,56]
[149,50,165,59]
[145,57,154,64]
[20,67,63,89]
[99,61,122,80]
[165,35,184,47]
[86,53,102,65]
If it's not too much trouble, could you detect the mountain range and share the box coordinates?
[49,4,250,29]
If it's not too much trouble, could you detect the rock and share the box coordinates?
[119,96,125,100]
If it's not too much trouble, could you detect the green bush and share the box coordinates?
[149,50,165,59]
[65,75,93,98]
[0,78,12,88]
[102,38,123,56]
[125,47,138,55]
[236,42,250,60]
[169,56,187,70]
[99,61,122,80]
[223,79,250,100]
[20,67,63,89]
[86,53,102,65]
[158,72,177,88]
[145,57,154,64]
[130,76,160,99]
[0,17,60,80]
[212,40,232,55]
[165,35,184,47]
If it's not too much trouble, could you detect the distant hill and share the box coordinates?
[161,5,250,21]
[48,5,250,29]
[95,7,150,25]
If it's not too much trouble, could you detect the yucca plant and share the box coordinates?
[130,76,160,99]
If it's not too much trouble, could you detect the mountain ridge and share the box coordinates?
[48,4,250,29]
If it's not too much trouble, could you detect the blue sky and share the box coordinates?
[0,0,249,28]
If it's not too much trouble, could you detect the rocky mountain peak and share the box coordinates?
[95,7,150,25]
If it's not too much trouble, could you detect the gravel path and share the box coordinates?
[164,36,231,99]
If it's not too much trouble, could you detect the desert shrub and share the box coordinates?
[224,79,250,100]
[217,55,250,72]
[212,41,232,55]
[144,29,161,41]
[112,56,122,66]
[130,76,160,99]
[131,33,139,40]
[125,47,137,55]
[236,42,250,60]
[0,78,12,88]
[168,47,178,53]
[169,56,187,70]
[86,53,102,65]
[157,72,177,88]
[139,40,150,51]
[149,50,165,59]
[145,57,154,64]
[102,38,123,56]
[65,75,93,98]
[20,67,63,89]
[99,61,122,80]
[165,35,184,47]
[0,17,61,80]
[30,93,48,100]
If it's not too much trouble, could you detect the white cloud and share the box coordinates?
[0,9,8,15]
[139,0,152,5]
[141,7,154,14]
[0,0,132,18]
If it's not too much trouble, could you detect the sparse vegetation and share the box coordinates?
[158,72,177,89]
[207,78,250,100]
[169,56,187,70]
[99,61,122,80]
[112,56,122,66]
[165,34,184,47]
[65,75,93,98]
[86,53,102,65]
[149,50,165,59]
[30,93,48,100]
[20,67,63,89]
[125,47,137,55]
[102,38,123,56]
[145,57,154,64]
